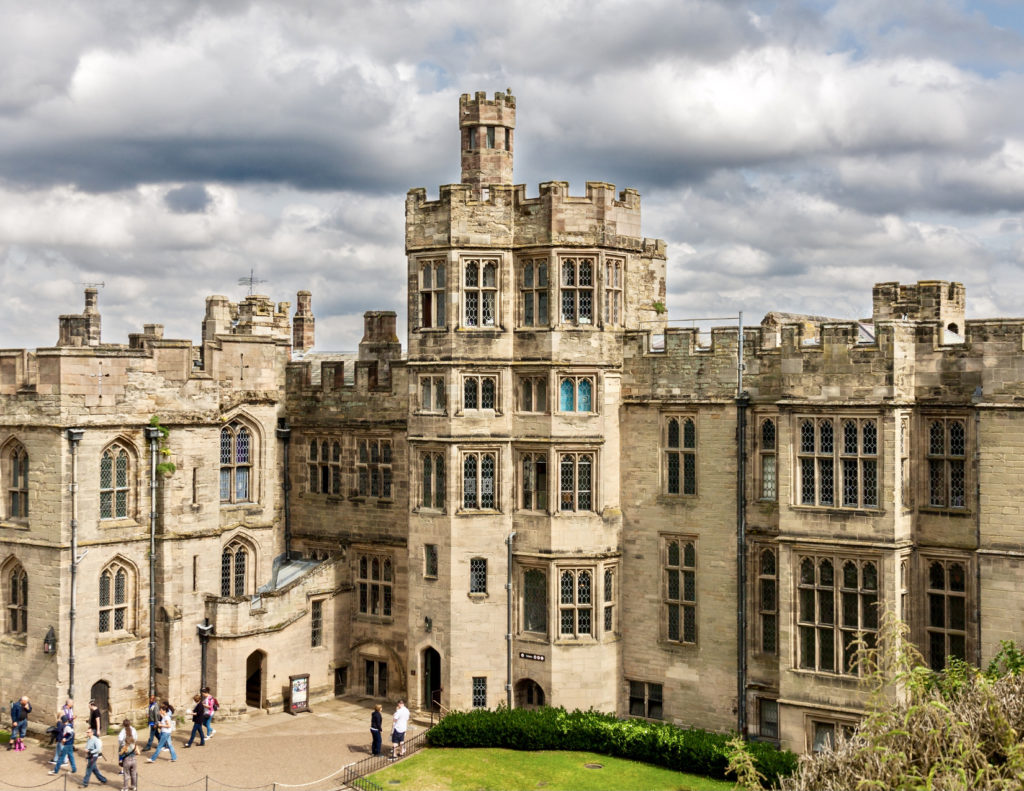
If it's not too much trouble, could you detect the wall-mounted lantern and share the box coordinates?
[424,616,432,633]
[43,626,56,655]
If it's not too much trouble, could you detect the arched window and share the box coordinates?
[5,442,29,520]
[6,562,27,634]
[221,540,251,597]
[220,421,254,504]
[99,560,132,633]
[100,443,132,519]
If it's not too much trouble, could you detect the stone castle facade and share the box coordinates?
[2,90,1021,754]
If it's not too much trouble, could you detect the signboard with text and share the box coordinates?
[289,674,310,714]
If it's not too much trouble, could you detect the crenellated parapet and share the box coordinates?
[622,283,1024,405]
[406,180,664,254]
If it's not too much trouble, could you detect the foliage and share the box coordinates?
[371,747,735,791]
[782,612,1024,791]
[149,415,177,476]
[652,301,667,315]
[725,736,766,790]
[426,707,796,787]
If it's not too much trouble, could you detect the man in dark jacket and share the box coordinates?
[8,696,31,751]
[48,715,77,774]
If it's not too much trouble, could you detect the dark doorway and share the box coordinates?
[515,678,545,709]
[334,666,347,696]
[90,680,110,733]
[245,650,265,708]
[423,647,441,711]
[364,659,387,697]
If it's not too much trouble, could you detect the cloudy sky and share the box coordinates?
[1,0,1022,351]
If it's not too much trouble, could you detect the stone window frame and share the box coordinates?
[307,436,342,496]
[923,555,970,671]
[4,559,27,635]
[100,439,137,520]
[758,698,779,741]
[424,544,439,579]
[356,553,394,620]
[663,535,697,645]
[516,372,549,414]
[520,566,548,637]
[627,680,663,720]
[603,256,624,326]
[795,415,879,510]
[310,598,324,648]
[418,374,447,415]
[461,257,499,328]
[518,256,549,328]
[922,415,969,511]
[757,546,778,655]
[758,417,777,501]
[3,440,29,522]
[557,450,595,513]
[518,449,549,512]
[807,716,858,753]
[664,416,697,496]
[220,536,256,598]
[418,449,446,512]
[603,565,616,635]
[460,448,499,512]
[220,419,257,506]
[557,567,594,640]
[796,553,880,676]
[557,255,595,326]
[356,437,392,500]
[471,676,487,708]
[98,557,135,635]
[418,257,447,330]
[461,373,500,413]
[557,374,596,414]
[469,557,487,595]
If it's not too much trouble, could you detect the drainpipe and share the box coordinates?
[972,391,982,665]
[276,420,292,561]
[144,425,162,699]
[735,313,749,738]
[505,531,517,709]
[66,428,85,700]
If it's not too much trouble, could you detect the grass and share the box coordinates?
[369,747,735,791]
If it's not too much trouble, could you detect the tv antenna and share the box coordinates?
[238,268,267,296]
[81,281,105,290]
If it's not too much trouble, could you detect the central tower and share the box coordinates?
[404,90,666,715]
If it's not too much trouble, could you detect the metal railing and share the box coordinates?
[337,727,430,791]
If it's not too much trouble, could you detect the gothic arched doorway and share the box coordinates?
[90,680,110,733]
[422,647,442,711]
[514,678,545,709]
[245,650,265,708]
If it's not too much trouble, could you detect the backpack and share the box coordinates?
[212,698,219,712]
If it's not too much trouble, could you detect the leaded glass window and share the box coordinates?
[665,538,696,643]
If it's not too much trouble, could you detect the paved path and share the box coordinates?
[0,698,428,791]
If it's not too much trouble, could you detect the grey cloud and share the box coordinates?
[165,183,212,213]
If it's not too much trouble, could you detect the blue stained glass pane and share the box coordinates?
[560,379,574,411]
[577,379,592,412]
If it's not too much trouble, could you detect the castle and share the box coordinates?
[2,90,1021,755]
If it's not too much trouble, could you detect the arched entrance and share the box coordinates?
[245,650,265,708]
[422,647,441,711]
[514,678,545,709]
[90,680,110,733]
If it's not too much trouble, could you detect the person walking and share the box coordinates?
[52,699,75,764]
[8,695,31,752]
[81,726,108,787]
[143,695,158,751]
[183,694,206,747]
[147,703,176,762]
[200,688,216,738]
[88,700,103,739]
[49,715,76,774]
[116,719,136,776]
[118,734,139,791]
[370,704,383,755]
[390,699,409,759]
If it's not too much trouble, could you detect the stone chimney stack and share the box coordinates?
[57,288,102,347]
[292,290,315,352]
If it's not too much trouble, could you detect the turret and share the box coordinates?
[292,290,315,353]
[872,280,966,334]
[57,288,102,347]
[460,90,515,199]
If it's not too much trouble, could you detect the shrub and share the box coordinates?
[426,707,796,787]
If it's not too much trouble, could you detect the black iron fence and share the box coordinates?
[337,727,430,791]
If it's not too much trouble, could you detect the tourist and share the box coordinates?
[119,733,139,791]
[117,718,137,775]
[88,700,103,739]
[8,695,30,752]
[81,726,108,787]
[390,699,409,759]
[147,703,176,762]
[201,687,217,738]
[143,695,158,751]
[183,694,206,747]
[48,715,76,774]
[370,704,383,755]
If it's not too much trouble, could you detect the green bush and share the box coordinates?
[426,707,797,787]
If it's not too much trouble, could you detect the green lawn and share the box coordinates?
[368,747,735,791]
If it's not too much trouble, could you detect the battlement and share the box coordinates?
[406,180,658,252]
[459,90,516,113]
[873,280,965,332]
